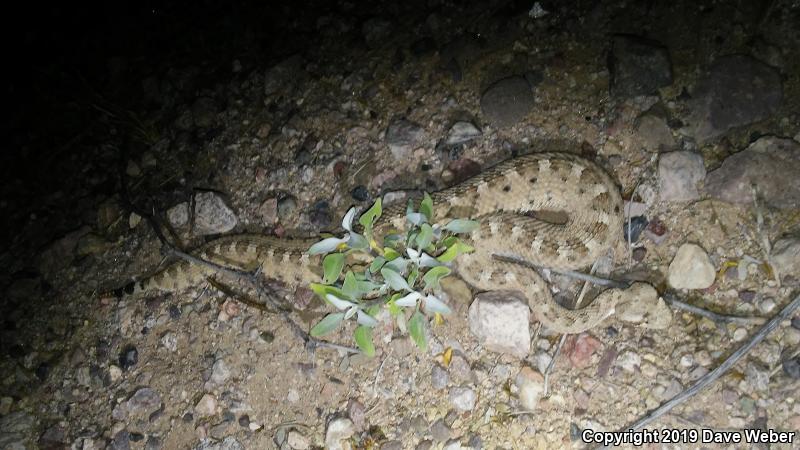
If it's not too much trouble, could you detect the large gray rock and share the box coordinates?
[705,137,800,209]
[608,35,672,98]
[658,151,706,202]
[687,55,782,144]
[0,411,34,450]
[193,192,238,235]
[468,291,530,358]
[480,76,535,127]
[772,237,800,278]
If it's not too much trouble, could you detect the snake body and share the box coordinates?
[114,152,623,334]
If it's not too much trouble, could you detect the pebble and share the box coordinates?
[449,386,476,412]
[668,243,716,289]
[277,196,298,220]
[445,121,482,146]
[532,352,552,374]
[192,192,238,235]
[568,334,602,369]
[687,56,782,144]
[449,354,473,384]
[733,328,748,341]
[126,387,162,420]
[467,291,530,358]
[705,137,800,209]
[658,151,705,202]
[381,440,402,450]
[622,216,648,242]
[634,113,677,152]
[515,367,545,410]
[745,363,770,391]
[325,417,355,450]
[309,200,332,228]
[431,364,449,390]
[160,332,177,352]
[347,398,366,431]
[758,298,776,314]
[429,418,452,442]
[386,119,425,161]
[480,76,535,127]
[608,34,672,98]
[782,357,800,379]
[771,236,800,277]
[194,436,244,450]
[443,440,463,450]
[351,185,369,202]
[612,282,672,329]
[287,389,300,403]
[258,197,278,225]
[416,440,433,450]
[287,430,310,450]
[208,359,231,386]
[195,394,218,418]
[118,345,139,371]
[109,365,123,382]
[617,350,641,372]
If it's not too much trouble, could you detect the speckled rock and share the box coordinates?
[608,34,672,98]
[613,282,673,329]
[449,386,476,412]
[668,243,715,289]
[770,237,800,277]
[515,367,545,410]
[325,417,355,450]
[468,291,530,358]
[386,119,425,160]
[705,137,800,209]
[658,151,705,202]
[480,76,534,127]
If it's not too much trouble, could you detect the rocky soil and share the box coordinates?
[3,1,800,449]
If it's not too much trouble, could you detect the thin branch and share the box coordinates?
[662,292,767,326]
[590,291,800,450]
[492,254,628,288]
[543,334,567,398]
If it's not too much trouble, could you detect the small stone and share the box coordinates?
[347,398,366,431]
[416,441,433,450]
[745,363,770,391]
[738,290,756,303]
[568,334,602,369]
[126,160,142,177]
[193,192,238,235]
[733,327,748,341]
[465,434,483,449]
[658,151,705,202]
[515,367,545,410]
[532,351,553,374]
[386,119,425,161]
[166,202,187,228]
[468,291,530,358]
[608,34,672,98]
[758,298,776,314]
[381,440,402,450]
[668,243,715,289]
[258,198,278,225]
[622,216,649,243]
[617,351,641,372]
[615,282,673,329]
[109,365,123,382]
[309,200,332,228]
[118,345,138,371]
[195,394,218,418]
[126,387,162,419]
[431,364,449,390]
[277,196,298,220]
[635,114,676,152]
[445,121,482,146]
[238,415,249,428]
[287,389,300,403]
[208,359,231,386]
[429,418,452,442]
[480,76,535,127]
[782,357,800,379]
[325,417,355,450]
[351,185,369,202]
[443,440,462,450]
[449,387,476,412]
[632,247,647,262]
[160,332,177,352]
[771,237,800,277]
[287,430,310,450]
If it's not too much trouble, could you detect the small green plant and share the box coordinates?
[307,193,479,356]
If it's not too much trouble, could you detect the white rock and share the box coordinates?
[515,367,545,410]
[617,351,641,372]
[193,191,238,235]
[325,417,355,450]
[668,244,716,289]
[287,389,300,403]
[287,430,310,450]
[449,387,476,412]
[658,151,705,201]
[609,282,672,329]
[167,202,189,228]
[194,394,218,418]
[208,359,231,386]
[445,121,482,145]
[385,119,424,161]
[468,291,530,358]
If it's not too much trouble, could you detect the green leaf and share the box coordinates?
[383,234,402,248]
[387,293,402,316]
[443,219,479,234]
[409,310,428,352]
[383,247,401,261]
[322,253,345,284]
[420,192,434,221]
[422,266,451,291]
[407,267,419,289]
[381,267,412,291]
[309,283,351,303]
[416,223,433,249]
[354,326,375,357]
[359,198,382,230]
[440,236,458,249]
[342,271,358,298]
[310,313,344,337]
[437,238,475,263]
[369,256,386,273]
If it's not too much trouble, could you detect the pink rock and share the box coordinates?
[568,334,602,369]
